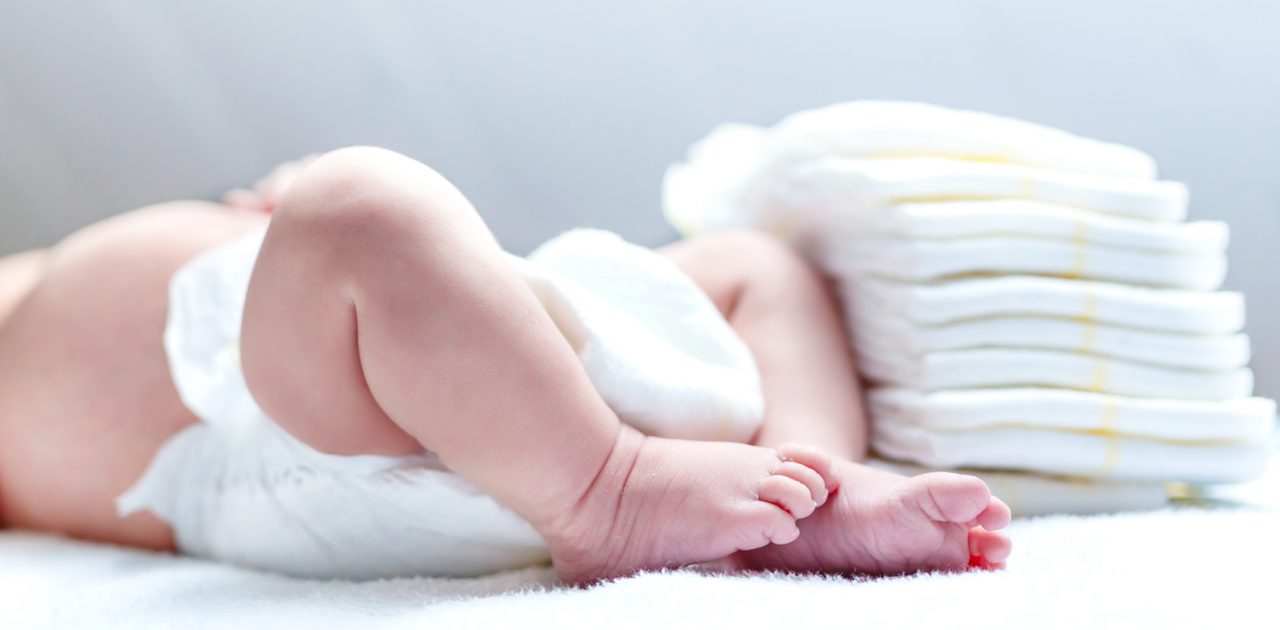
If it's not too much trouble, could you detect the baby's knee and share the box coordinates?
[273,146,473,249]
[696,230,827,296]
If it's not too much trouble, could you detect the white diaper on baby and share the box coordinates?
[117,227,765,579]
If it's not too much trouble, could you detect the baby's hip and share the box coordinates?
[0,202,267,546]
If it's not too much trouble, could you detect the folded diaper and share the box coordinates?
[821,234,1226,290]
[667,155,1188,238]
[856,347,1253,400]
[870,387,1276,486]
[846,311,1251,370]
[871,420,1273,483]
[847,275,1245,335]
[825,199,1228,253]
[664,101,1165,236]
[767,100,1159,180]
[869,388,1276,442]
[786,157,1186,221]
[120,227,765,579]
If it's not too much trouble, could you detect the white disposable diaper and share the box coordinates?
[847,311,1251,371]
[117,227,765,579]
[820,233,1226,290]
[663,101,1165,236]
[871,420,1272,484]
[848,275,1245,335]
[766,101,1159,180]
[856,347,1253,400]
[826,200,1227,253]
[667,154,1187,238]
[869,388,1276,442]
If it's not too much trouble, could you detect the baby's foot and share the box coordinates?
[543,427,836,583]
[223,154,319,213]
[735,460,1012,574]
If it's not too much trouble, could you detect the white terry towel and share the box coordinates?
[872,420,1273,484]
[869,388,1276,442]
[856,347,1254,400]
[846,310,1251,371]
[849,275,1245,335]
[820,233,1226,290]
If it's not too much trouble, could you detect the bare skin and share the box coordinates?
[0,147,1010,579]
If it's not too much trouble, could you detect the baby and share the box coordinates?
[0,147,1010,582]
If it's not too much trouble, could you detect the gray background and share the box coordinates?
[1,0,1277,397]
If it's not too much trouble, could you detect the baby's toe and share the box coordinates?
[968,527,1012,568]
[771,460,829,506]
[757,473,818,519]
[223,188,266,211]
[901,472,992,524]
[974,495,1012,531]
[738,502,800,548]
[775,443,838,501]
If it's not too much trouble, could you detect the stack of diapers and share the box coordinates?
[664,101,1276,515]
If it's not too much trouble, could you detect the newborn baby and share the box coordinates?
[0,147,1010,581]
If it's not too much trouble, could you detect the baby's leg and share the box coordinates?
[239,147,835,582]
[665,232,1013,572]
[662,231,866,460]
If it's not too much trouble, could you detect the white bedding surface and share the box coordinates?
[5,465,1277,629]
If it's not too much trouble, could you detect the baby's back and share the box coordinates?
[0,202,266,547]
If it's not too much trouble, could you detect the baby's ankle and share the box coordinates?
[536,425,647,573]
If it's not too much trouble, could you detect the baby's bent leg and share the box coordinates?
[241,147,621,527]
[239,147,834,581]
[662,231,867,460]
[666,232,1013,573]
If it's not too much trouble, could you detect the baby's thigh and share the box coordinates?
[660,230,819,313]
[0,202,266,548]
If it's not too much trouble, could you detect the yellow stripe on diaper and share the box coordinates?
[1064,218,1091,279]
[1016,174,1038,199]
[1085,399,1122,474]
[1073,285,1101,352]
[1075,286,1098,323]
[870,146,1018,165]
[1085,356,1110,393]
[1077,319,1098,354]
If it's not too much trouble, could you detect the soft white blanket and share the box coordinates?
[5,466,1277,629]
